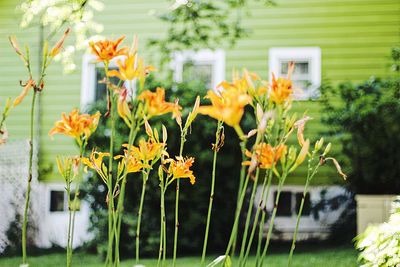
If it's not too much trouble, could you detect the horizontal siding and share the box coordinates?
[0,0,398,184]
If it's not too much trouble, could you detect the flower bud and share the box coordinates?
[323,143,332,156]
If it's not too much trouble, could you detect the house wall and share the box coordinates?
[0,0,399,183]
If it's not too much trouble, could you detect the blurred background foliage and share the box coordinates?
[320,47,400,194]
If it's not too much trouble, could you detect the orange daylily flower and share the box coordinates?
[89,36,128,63]
[198,89,252,128]
[13,79,36,107]
[243,143,287,169]
[137,87,182,119]
[49,109,101,144]
[270,62,294,105]
[166,156,196,185]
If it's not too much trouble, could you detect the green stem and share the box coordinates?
[66,180,72,267]
[201,121,223,266]
[172,132,186,267]
[105,63,116,267]
[231,139,247,256]
[238,168,261,266]
[287,179,309,267]
[21,90,37,265]
[259,171,288,267]
[243,168,273,266]
[136,169,149,264]
[158,184,167,267]
[114,125,139,266]
[288,159,319,266]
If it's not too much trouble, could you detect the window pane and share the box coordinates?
[95,67,121,101]
[281,61,309,75]
[295,192,311,216]
[275,191,292,217]
[50,191,65,212]
[182,61,213,89]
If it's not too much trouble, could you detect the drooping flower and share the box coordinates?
[49,28,71,58]
[13,79,36,107]
[138,87,182,119]
[89,36,128,63]
[198,89,252,128]
[49,109,101,144]
[243,143,287,169]
[165,156,196,185]
[270,61,294,104]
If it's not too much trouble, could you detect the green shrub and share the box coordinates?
[320,76,400,194]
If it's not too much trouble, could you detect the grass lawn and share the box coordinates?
[0,245,357,267]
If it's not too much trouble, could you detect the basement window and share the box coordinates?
[269,47,321,100]
[274,190,312,217]
[49,189,80,213]
[171,49,225,91]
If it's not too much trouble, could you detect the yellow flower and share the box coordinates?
[123,138,165,163]
[82,150,110,183]
[198,89,251,128]
[221,69,268,97]
[243,143,287,169]
[270,62,294,105]
[89,36,128,63]
[166,156,196,185]
[138,87,182,119]
[114,154,147,174]
[49,109,101,144]
[107,53,156,81]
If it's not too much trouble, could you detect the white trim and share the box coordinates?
[81,55,136,111]
[171,49,225,90]
[269,47,321,99]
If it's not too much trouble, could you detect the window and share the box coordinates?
[81,55,134,110]
[274,190,312,217]
[171,49,225,90]
[269,47,321,100]
[49,188,80,213]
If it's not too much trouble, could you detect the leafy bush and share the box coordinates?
[355,198,400,267]
[81,78,255,257]
[320,76,400,194]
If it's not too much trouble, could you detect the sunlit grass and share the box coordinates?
[0,245,357,267]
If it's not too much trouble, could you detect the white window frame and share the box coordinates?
[171,49,225,90]
[269,47,321,100]
[81,54,135,110]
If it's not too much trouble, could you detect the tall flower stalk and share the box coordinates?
[49,108,100,267]
[201,120,224,266]
[8,29,69,266]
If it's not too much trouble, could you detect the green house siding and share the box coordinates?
[0,0,399,183]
